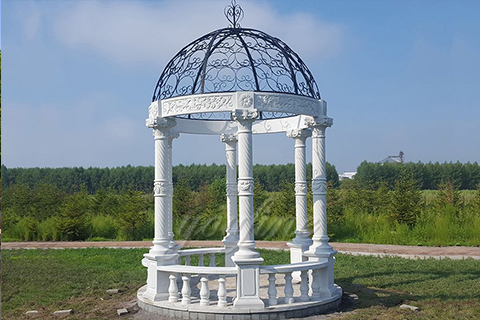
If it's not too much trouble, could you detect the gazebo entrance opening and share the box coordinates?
[138,2,342,318]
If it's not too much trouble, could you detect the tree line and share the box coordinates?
[355,161,480,190]
[1,163,339,194]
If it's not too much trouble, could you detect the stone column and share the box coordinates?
[304,116,339,299]
[143,117,179,302]
[167,132,180,250]
[286,129,312,280]
[221,133,239,267]
[232,109,264,309]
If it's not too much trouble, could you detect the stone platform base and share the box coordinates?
[137,285,342,320]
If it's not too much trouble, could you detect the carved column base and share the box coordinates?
[232,257,265,309]
[143,253,179,302]
[306,235,333,256]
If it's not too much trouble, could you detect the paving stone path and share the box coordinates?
[3,241,479,259]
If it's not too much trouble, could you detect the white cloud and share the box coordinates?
[52,0,343,68]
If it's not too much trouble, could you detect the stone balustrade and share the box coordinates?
[154,248,329,309]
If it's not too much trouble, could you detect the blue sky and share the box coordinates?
[2,0,479,173]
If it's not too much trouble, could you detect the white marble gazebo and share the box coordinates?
[138,2,341,319]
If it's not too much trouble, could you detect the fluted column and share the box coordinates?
[306,116,333,253]
[221,133,239,267]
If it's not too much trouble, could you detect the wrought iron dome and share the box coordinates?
[152,1,322,120]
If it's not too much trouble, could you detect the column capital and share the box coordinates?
[305,116,333,128]
[220,133,238,143]
[150,117,176,130]
[232,109,258,122]
[286,129,312,140]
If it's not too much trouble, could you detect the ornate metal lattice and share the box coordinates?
[153,1,321,120]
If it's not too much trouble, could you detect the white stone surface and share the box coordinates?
[143,90,338,312]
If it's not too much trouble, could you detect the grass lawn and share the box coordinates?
[1,248,479,319]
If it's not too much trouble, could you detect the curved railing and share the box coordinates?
[260,261,328,305]
[156,247,329,308]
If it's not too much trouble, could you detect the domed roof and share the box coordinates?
[152,3,321,103]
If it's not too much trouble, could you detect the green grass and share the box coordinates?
[1,249,479,319]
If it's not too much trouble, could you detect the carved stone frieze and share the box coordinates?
[255,93,320,116]
[161,94,234,117]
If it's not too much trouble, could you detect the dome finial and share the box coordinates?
[224,0,244,28]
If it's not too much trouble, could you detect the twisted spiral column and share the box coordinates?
[167,132,180,249]
[306,117,333,253]
[232,109,261,260]
[221,133,239,266]
[150,118,176,255]
[287,129,312,245]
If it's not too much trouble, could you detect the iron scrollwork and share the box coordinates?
[152,2,321,121]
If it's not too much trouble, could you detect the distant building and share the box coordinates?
[379,151,404,164]
[339,171,357,180]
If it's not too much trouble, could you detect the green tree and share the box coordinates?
[389,169,422,226]
[57,190,91,241]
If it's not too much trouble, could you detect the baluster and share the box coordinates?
[199,275,210,306]
[181,274,191,305]
[168,274,179,302]
[198,254,205,266]
[284,272,294,304]
[217,275,227,307]
[268,273,277,306]
[209,253,216,267]
[300,270,309,302]
[185,256,191,266]
[311,268,321,300]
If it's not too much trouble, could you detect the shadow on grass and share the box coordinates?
[334,265,480,313]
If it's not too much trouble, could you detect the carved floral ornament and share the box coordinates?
[221,133,238,143]
[294,182,308,194]
[154,181,173,196]
[287,129,312,139]
[238,180,254,193]
[232,109,258,121]
[305,116,333,128]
